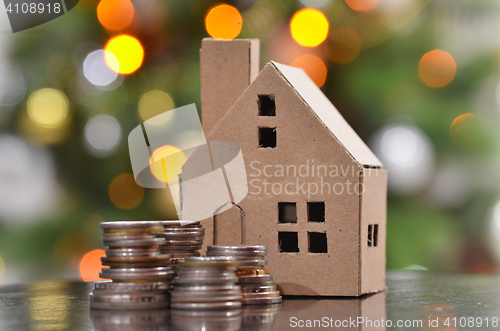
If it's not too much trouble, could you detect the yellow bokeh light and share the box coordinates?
[205,4,242,40]
[79,249,106,282]
[291,54,328,88]
[109,173,145,209]
[290,8,329,47]
[97,0,134,30]
[419,50,456,88]
[138,90,175,122]
[325,27,362,64]
[149,145,187,184]
[344,0,379,12]
[27,88,69,129]
[105,35,144,74]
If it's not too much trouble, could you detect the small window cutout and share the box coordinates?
[258,95,276,116]
[259,127,276,148]
[367,224,373,247]
[278,232,299,253]
[308,202,325,223]
[308,232,327,253]
[279,202,297,223]
[373,224,378,247]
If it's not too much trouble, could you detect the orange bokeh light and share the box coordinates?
[419,50,457,88]
[291,54,328,88]
[325,27,362,64]
[109,173,145,209]
[290,8,329,47]
[79,249,106,282]
[450,113,482,150]
[205,4,242,40]
[344,0,379,12]
[97,0,134,30]
[149,145,187,184]
[105,35,144,74]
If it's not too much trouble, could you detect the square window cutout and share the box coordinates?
[308,202,325,223]
[308,232,327,253]
[279,202,297,223]
[279,232,299,253]
[259,127,276,148]
[258,95,276,116]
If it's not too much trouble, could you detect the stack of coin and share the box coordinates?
[171,256,243,310]
[89,221,175,310]
[156,221,205,273]
[206,245,282,305]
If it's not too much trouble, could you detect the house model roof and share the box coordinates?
[271,61,382,168]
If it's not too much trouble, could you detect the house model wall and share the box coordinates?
[197,38,387,296]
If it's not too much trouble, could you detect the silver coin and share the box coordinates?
[93,281,172,292]
[171,300,242,310]
[90,293,170,310]
[208,245,267,252]
[241,290,281,298]
[184,256,236,262]
[242,296,282,305]
[105,247,161,258]
[156,220,201,227]
[238,274,273,284]
[241,285,277,294]
[103,237,166,247]
[100,266,175,281]
[206,250,267,258]
[239,281,276,288]
[101,221,165,229]
[235,259,268,267]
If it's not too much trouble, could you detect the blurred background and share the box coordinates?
[0,0,499,284]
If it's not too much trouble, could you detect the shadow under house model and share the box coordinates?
[195,38,387,297]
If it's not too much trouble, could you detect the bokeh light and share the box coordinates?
[205,4,242,40]
[290,8,329,47]
[0,64,26,107]
[344,0,379,12]
[79,249,106,282]
[450,113,487,150]
[370,122,435,195]
[97,0,134,30]
[0,135,59,223]
[138,90,175,122]
[299,0,331,8]
[291,54,328,87]
[324,27,361,64]
[105,35,144,74]
[83,50,119,87]
[109,173,144,209]
[0,256,5,281]
[419,50,456,88]
[27,88,69,129]
[53,232,89,268]
[149,145,187,184]
[84,114,122,157]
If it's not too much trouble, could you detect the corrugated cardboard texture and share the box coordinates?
[360,169,387,294]
[200,38,260,136]
[203,63,365,296]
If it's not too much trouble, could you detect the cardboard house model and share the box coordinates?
[197,38,387,297]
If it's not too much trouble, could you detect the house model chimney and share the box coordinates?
[200,38,260,135]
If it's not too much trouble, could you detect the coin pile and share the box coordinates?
[156,221,205,273]
[206,245,282,305]
[89,221,175,310]
[171,256,243,310]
